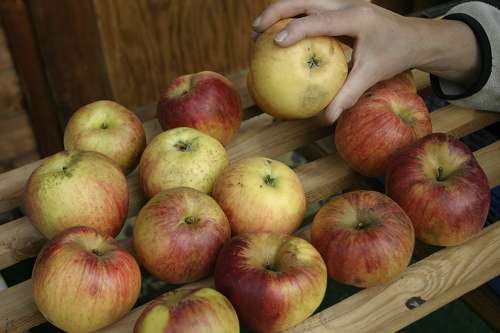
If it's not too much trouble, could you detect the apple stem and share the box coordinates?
[92,249,103,256]
[436,167,445,181]
[101,123,108,129]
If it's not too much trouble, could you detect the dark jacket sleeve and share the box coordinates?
[430,1,500,111]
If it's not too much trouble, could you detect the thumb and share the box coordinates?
[322,65,378,124]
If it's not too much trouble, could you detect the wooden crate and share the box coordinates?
[0,69,499,333]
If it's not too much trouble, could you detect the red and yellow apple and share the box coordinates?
[23,150,128,239]
[139,127,228,197]
[134,287,239,333]
[311,190,414,288]
[157,71,242,145]
[133,187,231,284]
[214,232,327,333]
[212,157,306,235]
[371,70,417,94]
[32,226,141,332]
[335,84,431,177]
[249,19,348,119]
[386,133,491,246]
[64,100,146,174]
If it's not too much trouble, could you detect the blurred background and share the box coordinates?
[0,0,444,174]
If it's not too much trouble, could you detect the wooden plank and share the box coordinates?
[0,0,63,156]
[1,105,499,270]
[26,0,113,125]
[0,69,435,215]
[285,221,500,333]
[1,136,498,333]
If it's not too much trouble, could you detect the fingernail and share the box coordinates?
[331,106,344,122]
[252,16,262,27]
[274,30,288,43]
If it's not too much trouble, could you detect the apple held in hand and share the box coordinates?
[311,190,414,288]
[386,133,490,246]
[250,19,348,119]
[134,287,239,333]
[157,71,243,145]
[214,232,327,333]
[33,226,141,333]
[212,157,306,235]
[23,150,128,239]
[139,127,228,197]
[133,187,231,284]
[335,85,431,177]
[64,100,146,174]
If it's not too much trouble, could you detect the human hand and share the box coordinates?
[252,0,480,123]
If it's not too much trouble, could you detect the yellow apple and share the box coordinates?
[249,19,348,119]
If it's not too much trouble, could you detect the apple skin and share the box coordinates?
[214,232,327,333]
[133,187,231,284]
[385,133,491,246]
[32,226,141,333]
[64,100,146,174]
[250,19,347,119]
[371,70,417,94]
[335,86,432,177]
[157,71,243,146]
[212,157,306,235]
[139,127,228,198]
[23,150,128,239]
[311,190,414,288]
[134,287,239,333]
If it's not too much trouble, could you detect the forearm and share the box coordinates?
[411,17,481,87]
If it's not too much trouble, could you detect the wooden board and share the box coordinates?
[1,103,499,272]
[1,123,499,333]
[93,0,272,109]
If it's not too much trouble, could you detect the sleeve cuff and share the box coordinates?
[430,12,492,100]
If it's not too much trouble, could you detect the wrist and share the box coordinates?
[410,17,481,85]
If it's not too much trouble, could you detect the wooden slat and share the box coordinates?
[285,221,500,333]
[1,133,498,333]
[0,69,434,215]
[2,104,498,271]
[96,140,500,333]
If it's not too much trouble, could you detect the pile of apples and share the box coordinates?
[23,19,490,333]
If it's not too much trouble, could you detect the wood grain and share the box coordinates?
[0,0,63,157]
[1,101,499,271]
[26,0,113,124]
[285,221,500,333]
[0,69,434,215]
[93,0,272,109]
[1,131,499,333]
[93,140,500,332]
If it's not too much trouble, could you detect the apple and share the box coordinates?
[214,232,327,333]
[32,226,141,333]
[139,127,228,198]
[334,85,432,177]
[371,70,417,94]
[64,100,146,174]
[134,287,239,333]
[311,190,414,288]
[23,150,128,239]
[212,157,306,235]
[157,71,243,145]
[133,187,231,284]
[386,133,491,246]
[249,19,348,119]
